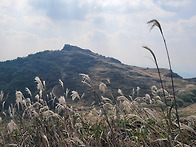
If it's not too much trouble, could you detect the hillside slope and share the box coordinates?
[0,44,195,106]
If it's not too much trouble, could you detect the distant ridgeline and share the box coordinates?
[0,44,195,109]
[62,44,122,64]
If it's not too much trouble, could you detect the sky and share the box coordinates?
[0,0,196,78]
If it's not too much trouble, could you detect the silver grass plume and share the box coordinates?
[65,88,69,98]
[58,96,66,106]
[79,73,92,88]
[43,81,46,87]
[9,104,15,118]
[25,87,32,97]
[147,19,163,35]
[15,91,24,110]
[35,94,40,101]
[99,82,107,93]
[101,96,112,103]
[2,101,5,110]
[71,91,80,101]
[0,91,3,102]
[59,79,64,88]
[118,89,123,96]
[132,88,135,98]
[147,19,170,70]
[7,120,18,133]
[136,87,140,96]
[35,77,44,91]
[117,96,130,102]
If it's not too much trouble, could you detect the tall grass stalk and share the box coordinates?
[146,19,182,144]
[143,46,172,145]
[142,46,167,105]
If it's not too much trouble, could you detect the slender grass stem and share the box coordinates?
[147,19,183,146]
[143,45,172,145]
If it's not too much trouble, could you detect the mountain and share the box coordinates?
[0,44,196,107]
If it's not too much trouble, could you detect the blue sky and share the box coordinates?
[0,0,196,78]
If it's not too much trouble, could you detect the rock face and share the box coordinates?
[0,44,195,107]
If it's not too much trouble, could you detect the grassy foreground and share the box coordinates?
[0,75,196,147]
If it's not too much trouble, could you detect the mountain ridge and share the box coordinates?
[0,44,195,107]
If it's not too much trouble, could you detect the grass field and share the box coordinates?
[0,75,195,146]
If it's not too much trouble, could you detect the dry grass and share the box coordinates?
[0,75,195,147]
[179,104,196,116]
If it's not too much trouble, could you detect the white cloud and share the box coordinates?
[23,15,53,30]
[0,0,195,77]
[0,0,30,12]
[177,15,196,32]
[0,9,16,25]
[158,0,191,7]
